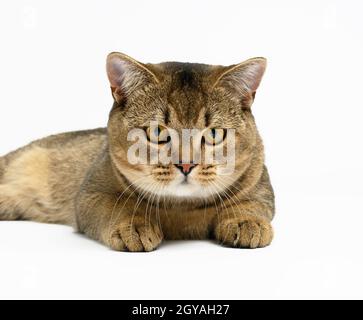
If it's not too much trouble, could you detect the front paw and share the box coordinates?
[215,216,273,249]
[106,217,163,252]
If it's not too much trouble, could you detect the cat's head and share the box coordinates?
[106,52,266,200]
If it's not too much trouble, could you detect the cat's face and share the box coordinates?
[107,53,266,200]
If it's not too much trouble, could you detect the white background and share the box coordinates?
[0,0,362,299]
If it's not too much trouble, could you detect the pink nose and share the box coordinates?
[175,163,197,175]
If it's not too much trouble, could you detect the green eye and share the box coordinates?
[204,128,226,145]
[146,125,170,144]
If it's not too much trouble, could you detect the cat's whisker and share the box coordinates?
[202,183,221,234]
[210,180,237,220]
[162,189,171,226]
[152,184,164,239]
[213,179,241,209]
[208,181,235,244]
[155,187,164,239]
[218,175,254,201]
[144,183,159,232]
[108,178,152,243]
[210,179,246,244]
[128,179,165,242]
[128,181,152,241]
[109,179,148,227]
[107,174,152,237]
[152,184,164,237]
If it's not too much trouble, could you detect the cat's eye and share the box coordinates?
[145,125,170,144]
[204,128,226,146]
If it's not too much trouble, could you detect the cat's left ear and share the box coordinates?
[212,57,267,102]
[106,52,160,104]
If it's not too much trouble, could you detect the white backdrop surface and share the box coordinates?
[0,0,362,299]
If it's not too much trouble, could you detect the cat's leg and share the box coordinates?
[76,191,163,252]
[213,201,274,249]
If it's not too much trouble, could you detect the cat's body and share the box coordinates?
[0,53,275,251]
[0,128,107,225]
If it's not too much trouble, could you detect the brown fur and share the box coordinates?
[0,52,275,251]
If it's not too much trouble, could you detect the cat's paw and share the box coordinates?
[215,216,273,249]
[106,219,163,252]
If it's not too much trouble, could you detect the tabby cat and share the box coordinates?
[0,52,275,251]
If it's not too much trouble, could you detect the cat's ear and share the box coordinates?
[212,57,267,102]
[106,52,160,104]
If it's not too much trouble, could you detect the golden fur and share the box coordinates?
[0,52,275,251]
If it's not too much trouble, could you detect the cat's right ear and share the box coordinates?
[106,52,159,104]
[211,57,267,106]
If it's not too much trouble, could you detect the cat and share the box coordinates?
[0,52,275,251]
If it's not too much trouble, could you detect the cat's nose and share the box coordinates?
[175,163,197,176]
